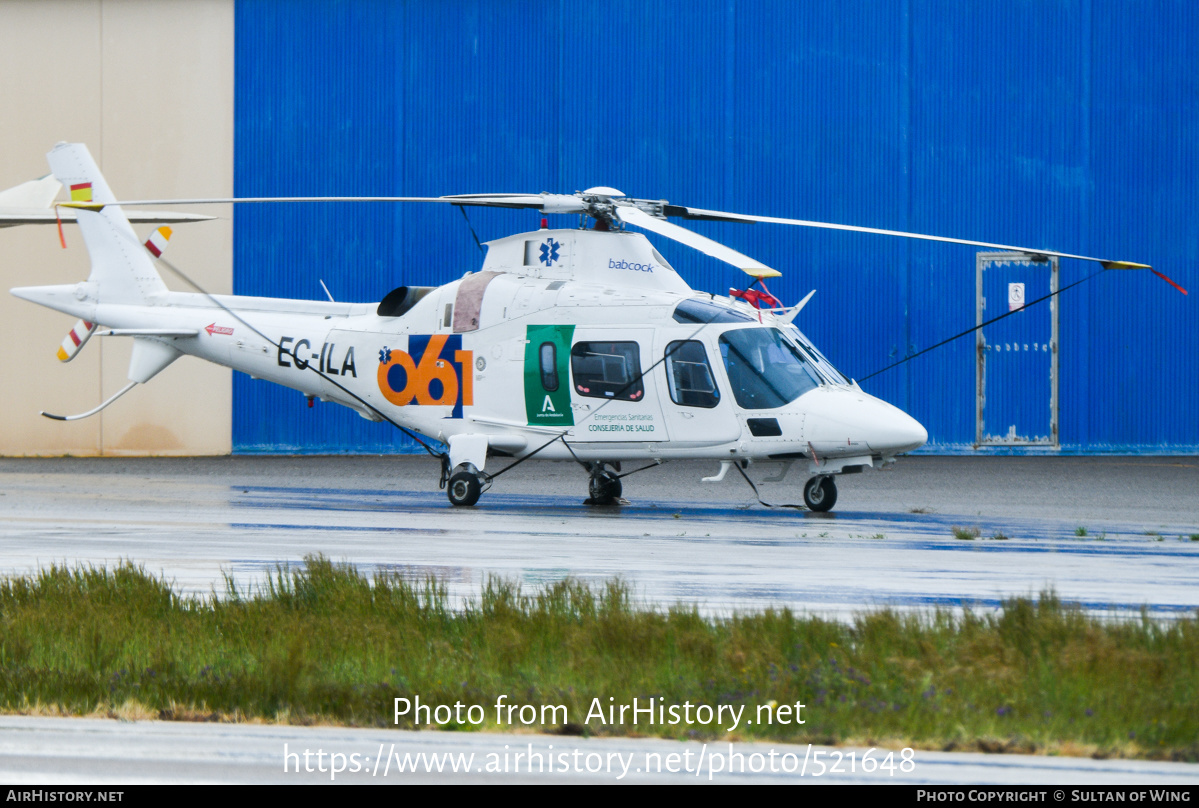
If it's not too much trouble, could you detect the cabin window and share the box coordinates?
[539,342,559,392]
[718,327,820,409]
[570,341,644,401]
[664,340,720,408]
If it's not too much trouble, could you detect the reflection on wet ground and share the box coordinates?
[2,457,1196,619]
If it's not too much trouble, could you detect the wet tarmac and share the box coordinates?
[1,455,1197,618]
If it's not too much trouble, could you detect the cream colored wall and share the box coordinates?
[0,0,233,455]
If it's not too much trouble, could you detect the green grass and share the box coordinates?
[952,525,980,540]
[0,557,1197,760]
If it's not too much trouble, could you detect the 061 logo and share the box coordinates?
[377,334,473,418]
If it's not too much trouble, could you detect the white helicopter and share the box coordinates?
[10,142,1166,511]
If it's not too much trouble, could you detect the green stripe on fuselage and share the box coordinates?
[524,324,575,427]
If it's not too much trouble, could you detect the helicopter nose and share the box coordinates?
[869,405,928,455]
[802,388,927,456]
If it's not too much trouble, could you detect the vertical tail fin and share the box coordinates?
[46,142,168,303]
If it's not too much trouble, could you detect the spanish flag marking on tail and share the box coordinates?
[69,183,93,203]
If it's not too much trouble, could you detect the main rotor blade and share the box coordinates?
[669,206,1151,270]
[443,193,589,213]
[0,210,215,226]
[69,193,594,216]
[60,195,549,208]
[615,206,781,278]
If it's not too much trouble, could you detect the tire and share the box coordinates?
[587,471,622,505]
[803,476,837,512]
[447,470,482,507]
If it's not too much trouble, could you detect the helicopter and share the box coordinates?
[10,142,1169,512]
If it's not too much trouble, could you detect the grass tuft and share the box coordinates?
[0,557,1196,760]
[952,525,981,541]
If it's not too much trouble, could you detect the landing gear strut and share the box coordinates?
[447,463,486,507]
[585,462,623,506]
[803,475,837,512]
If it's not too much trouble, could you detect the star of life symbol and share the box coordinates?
[540,238,560,266]
[379,347,391,364]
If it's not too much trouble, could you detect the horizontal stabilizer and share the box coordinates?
[96,328,199,337]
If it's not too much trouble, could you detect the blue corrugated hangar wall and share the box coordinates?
[233,0,1198,455]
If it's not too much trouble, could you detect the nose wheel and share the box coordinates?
[803,475,837,512]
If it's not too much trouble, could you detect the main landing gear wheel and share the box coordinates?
[585,464,623,506]
[447,466,484,507]
[803,475,837,512]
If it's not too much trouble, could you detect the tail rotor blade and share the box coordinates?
[56,319,96,362]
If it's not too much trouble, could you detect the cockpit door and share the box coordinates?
[654,333,740,446]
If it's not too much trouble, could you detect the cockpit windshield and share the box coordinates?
[718,327,822,409]
[779,324,851,385]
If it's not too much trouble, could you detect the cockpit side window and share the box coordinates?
[570,341,645,401]
[664,340,720,408]
[718,327,820,409]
